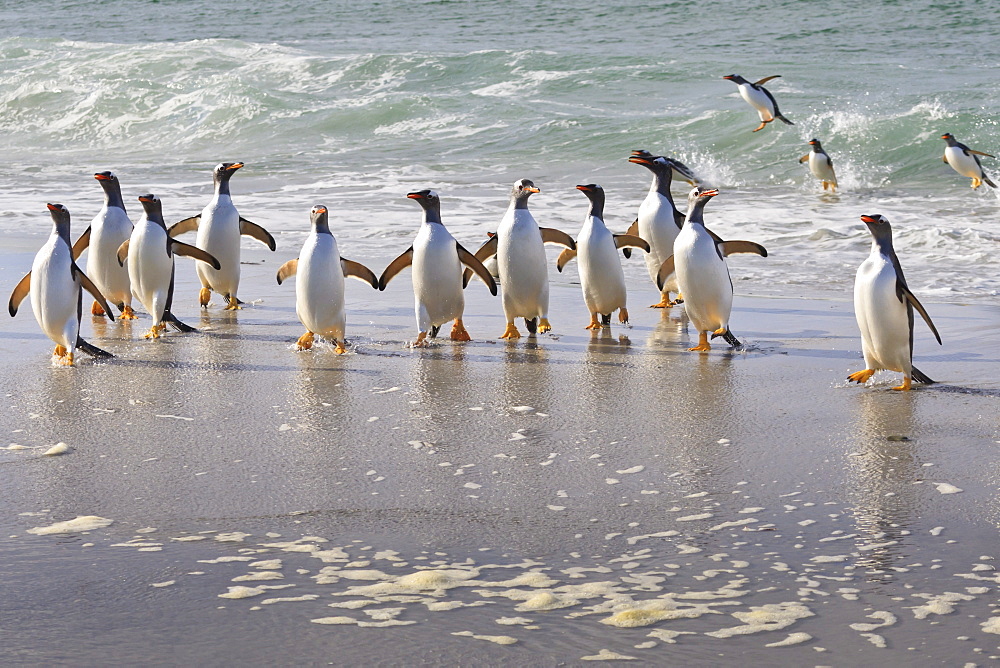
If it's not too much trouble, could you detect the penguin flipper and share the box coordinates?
[556,248,577,272]
[754,75,781,86]
[668,158,700,186]
[74,264,115,321]
[898,284,942,345]
[968,149,995,158]
[456,243,498,296]
[655,256,676,292]
[276,258,298,285]
[378,247,413,291]
[116,239,130,267]
[8,271,30,317]
[171,240,222,270]
[540,228,576,250]
[239,217,277,251]
[720,240,768,257]
[71,226,91,260]
[462,235,499,287]
[614,234,650,253]
[168,216,200,238]
[76,337,113,358]
[799,154,809,164]
[341,258,379,289]
[622,220,639,258]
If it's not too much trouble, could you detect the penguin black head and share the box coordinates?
[940,133,957,145]
[685,187,718,218]
[94,171,117,183]
[310,205,331,233]
[722,74,746,85]
[407,189,443,223]
[861,214,891,233]
[214,162,244,176]
[510,179,539,208]
[809,138,821,147]
[630,149,654,159]
[46,202,70,224]
[138,193,165,224]
[576,184,605,217]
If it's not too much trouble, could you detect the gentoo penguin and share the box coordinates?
[464,179,576,339]
[276,205,378,353]
[70,172,137,319]
[849,214,941,391]
[169,162,276,309]
[627,154,687,307]
[656,189,767,352]
[378,190,497,347]
[630,149,700,187]
[940,133,996,189]
[120,194,221,339]
[8,204,114,365]
[561,184,649,330]
[799,138,838,191]
[722,74,794,132]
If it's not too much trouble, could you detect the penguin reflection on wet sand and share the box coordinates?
[8,203,114,365]
[378,190,497,347]
[169,162,276,309]
[849,214,941,391]
[465,179,576,339]
[562,184,649,330]
[940,133,996,189]
[799,139,838,192]
[276,205,378,353]
[722,74,794,132]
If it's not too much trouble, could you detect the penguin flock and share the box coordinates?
[8,73,987,391]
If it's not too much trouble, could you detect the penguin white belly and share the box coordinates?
[674,228,732,332]
[128,224,173,325]
[88,207,133,307]
[637,193,680,290]
[854,255,911,374]
[30,238,79,349]
[739,84,775,121]
[578,219,626,315]
[412,225,464,329]
[297,234,346,340]
[196,196,241,296]
[944,146,981,179]
[808,153,837,183]
[497,211,548,320]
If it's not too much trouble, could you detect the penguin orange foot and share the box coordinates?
[144,323,167,339]
[650,294,672,308]
[199,287,211,307]
[847,369,875,384]
[619,308,629,324]
[451,319,472,341]
[500,322,521,339]
[91,300,106,316]
[892,376,912,391]
[688,331,712,352]
[334,340,348,355]
[537,318,552,334]
[585,313,602,330]
[224,295,242,311]
[57,352,75,366]
[54,345,67,358]
[296,331,315,351]
[119,305,138,320]
[413,332,429,348]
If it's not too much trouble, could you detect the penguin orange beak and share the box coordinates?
[939,134,951,140]
[700,189,720,198]
[628,156,654,166]
[526,186,540,194]
[94,173,112,181]
[575,185,591,192]
[315,206,327,214]
[406,192,424,200]
[46,203,60,211]
[138,195,155,203]
[860,215,879,224]
[722,75,735,80]
[227,163,244,171]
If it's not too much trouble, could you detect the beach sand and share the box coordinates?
[1,244,998,666]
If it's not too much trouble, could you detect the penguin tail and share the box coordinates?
[777,114,794,126]
[163,310,197,333]
[76,337,113,359]
[524,318,538,334]
[983,174,997,188]
[711,329,742,348]
[911,366,935,385]
[429,325,441,338]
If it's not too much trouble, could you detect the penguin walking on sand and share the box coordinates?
[656,188,767,352]
[169,163,276,309]
[799,139,838,191]
[940,133,996,189]
[378,190,497,347]
[561,184,649,330]
[723,74,794,132]
[120,194,221,339]
[70,171,137,319]
[8,204,114,365]
[464,179,576,339]
[276,205,378,353]
[849,214,941,391]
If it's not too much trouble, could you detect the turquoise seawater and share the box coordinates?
[1,0,998,300]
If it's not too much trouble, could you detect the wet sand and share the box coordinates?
[1,245,999,666]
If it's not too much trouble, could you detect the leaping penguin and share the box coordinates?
[378,190,497,347]
[120,194,221,339]
[71,171,137,319]
[849,214,941,391]
[722,74,794,132]
[169,162,276,309]
[276,205,378,353]
[8,203,114,365]
[940,133,996,189]
[464,179,575,339]
[561,184,649,330]
[799,138,838,191]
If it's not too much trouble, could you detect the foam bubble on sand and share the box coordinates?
[764,632,812,647]
[260,595,319,605]
[647,629,695,644]
[705,601,814,638]
[233,571,284,582]
[850,611,897,631]
[215,532,251,542]
[219,584,294,599]
[151,580,176,588]
[3,444,33,450]
[860,633,887,648]
[199,556,253,564]
[172,536,207,542]
[27,516,112,535]
[677,513,713,522]
[496,616,534,626]
[452,631,518,645]
[934,483,963,494]
[250,559,283,569]
[42,442,71,456]
[626,531,680,545]
[600,600,721,628]
[981,617,1000,634]
[710,519,758,531]
[910,592,974,619]
[616,466,644,475]
[581,649,635,661]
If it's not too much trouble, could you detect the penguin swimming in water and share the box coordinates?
[378,190,497,347]
[849,214,941,391]
[656,188,767,352]
[940,133,996,189]
[8,203,114,365]
[464,179,576,339]
[799,138,838,191]
[71,171,137,319]
[561,184,649,330]
[169,162,276,309]
[722,74,794,132]
[276,204,378,353]
[120,194,221,339]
